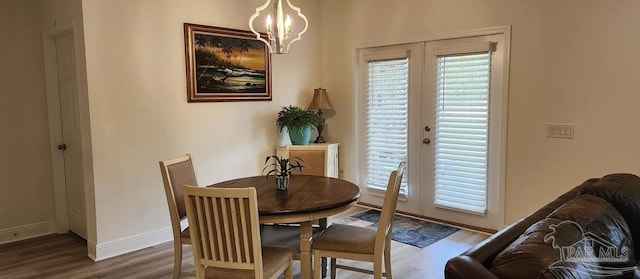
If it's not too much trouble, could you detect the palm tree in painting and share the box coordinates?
[194,36,211,81]
[211,37,223,49]
[195,36,228,81]
[221,42,233,62]
[237,40,251,67]
[195,38,206,48]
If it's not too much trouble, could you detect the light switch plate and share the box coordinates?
[546,123,574,139]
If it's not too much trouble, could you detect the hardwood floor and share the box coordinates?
[0,208,489,279]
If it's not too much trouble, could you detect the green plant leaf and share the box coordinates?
[262,154,306,177]
[276,105,323,132]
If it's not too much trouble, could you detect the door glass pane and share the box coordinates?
[433,52,490,214]
[366,58,409,194]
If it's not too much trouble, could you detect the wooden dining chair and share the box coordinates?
[159,154,197,279]
[312,162,406,279]
[183,185,294,279]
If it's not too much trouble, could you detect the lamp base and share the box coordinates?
[314,118,327,144]
[314,136,327,144]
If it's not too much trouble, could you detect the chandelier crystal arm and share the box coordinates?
[282,0,308,54]
[248,0,274,53]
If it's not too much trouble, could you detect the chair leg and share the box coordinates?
[173,241,182,279]
[330,258,337,279]
[319,218,328,278]
[384,239,392,278]
[285,257,293,279]
[313,251,322,279]
[195,265,204,279]
[373,257,383,279]
[322,257,327,278]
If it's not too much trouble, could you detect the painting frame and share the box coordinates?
[184,23,272,102]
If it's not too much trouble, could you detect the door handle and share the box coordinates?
[57,144,67,151]
[423,138,431,144]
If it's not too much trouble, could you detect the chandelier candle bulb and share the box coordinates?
[285,15,292,34]
[266,15,272,29]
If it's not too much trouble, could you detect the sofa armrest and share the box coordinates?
[444,256,499,279]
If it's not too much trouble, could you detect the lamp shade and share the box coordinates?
[308,88,334,110]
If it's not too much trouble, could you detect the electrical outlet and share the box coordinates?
[546,123,574,139]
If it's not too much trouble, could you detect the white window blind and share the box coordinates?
[366,58,409,195]
[433,51,491,214]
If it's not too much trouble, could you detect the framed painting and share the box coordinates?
[184,23,272,102]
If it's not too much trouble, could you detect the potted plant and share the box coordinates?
[263,155,304,190]
[276,105,323,145]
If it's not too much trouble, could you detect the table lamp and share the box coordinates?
[307,88,334,143]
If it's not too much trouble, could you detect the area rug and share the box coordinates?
[334,210,459,248]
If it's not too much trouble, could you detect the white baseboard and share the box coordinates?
[0,220,56,245]
[93,227,173,261]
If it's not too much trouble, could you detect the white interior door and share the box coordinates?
[56,33,87,239]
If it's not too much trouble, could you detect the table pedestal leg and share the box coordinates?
[300,221,312,279]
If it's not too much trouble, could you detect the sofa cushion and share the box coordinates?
[490,194,636,279]
[547,194,636,271]
[580,173,640,257]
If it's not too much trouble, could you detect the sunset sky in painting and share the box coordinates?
[194,33,266,71]
[211,47,265,70]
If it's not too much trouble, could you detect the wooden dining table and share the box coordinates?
[208,175,360,279]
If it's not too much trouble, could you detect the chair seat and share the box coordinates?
[313,224,377,254]
[204,246,294,279]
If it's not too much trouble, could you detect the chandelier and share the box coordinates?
[249,0,308,54]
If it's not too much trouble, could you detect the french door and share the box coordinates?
[357,43,424,215]
[357,29,509,230]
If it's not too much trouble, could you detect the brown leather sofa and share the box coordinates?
[445,173,640,279]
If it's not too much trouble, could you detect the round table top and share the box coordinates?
[208,175,360,216]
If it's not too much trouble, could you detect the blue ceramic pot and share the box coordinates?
[288,126,312,145]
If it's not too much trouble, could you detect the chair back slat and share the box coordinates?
[375,162,406,250]
[194,196,211,260]
[219,197,231,261]
[229,198,244,262]
[238,197,251,263]
[203,197,217,261]
[211,197,224,261]
[184,186,263,276]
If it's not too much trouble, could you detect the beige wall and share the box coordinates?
[41,0,81,27]
[81,0,321,256]
[6,0,639,257]
[320,0,640,225]
[0,0,54,236]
